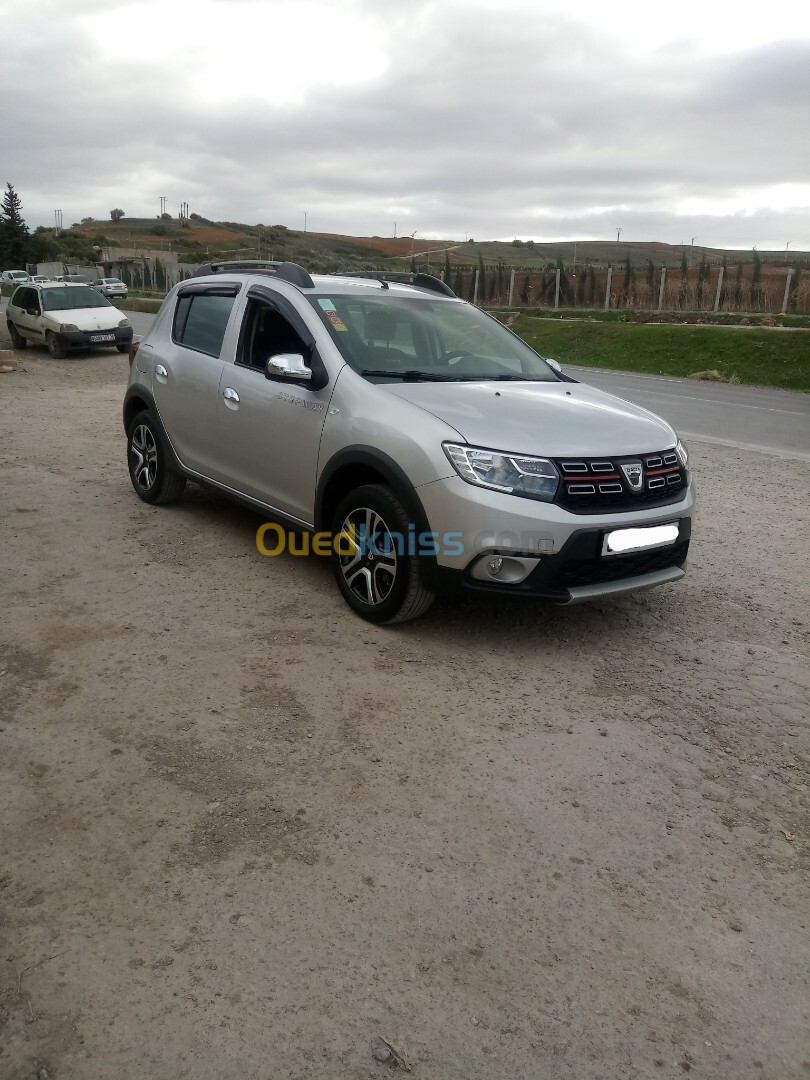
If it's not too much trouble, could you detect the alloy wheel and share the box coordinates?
[130,424,158,492]
[338,506,399,606]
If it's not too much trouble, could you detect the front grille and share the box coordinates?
[554,540,690,589]
[555,449,687,513]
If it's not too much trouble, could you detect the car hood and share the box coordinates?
[380,379,676,457]
[44,306,124,330]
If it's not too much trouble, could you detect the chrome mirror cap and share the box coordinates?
[265,353,311,381]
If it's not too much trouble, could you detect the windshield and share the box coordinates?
[42,287,112,311]
[306,294,560,382]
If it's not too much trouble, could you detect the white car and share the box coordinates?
[6,281,133,358]
[2,270,30,285]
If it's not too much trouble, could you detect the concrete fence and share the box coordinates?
[446,264,808,316]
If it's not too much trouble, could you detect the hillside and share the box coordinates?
[37,216,809,275]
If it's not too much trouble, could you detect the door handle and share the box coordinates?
[155,364,168,378]
[223,387,240,403]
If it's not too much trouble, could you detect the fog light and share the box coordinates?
[487,556,504,577]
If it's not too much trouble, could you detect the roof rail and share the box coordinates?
[330,271,455,298]
[190,260,314,289]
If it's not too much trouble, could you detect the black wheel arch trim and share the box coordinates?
[123,385,185,475]
[316,446,442,589]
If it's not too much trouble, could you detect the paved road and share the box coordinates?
[5,302,808,460]
[566,365,810,461]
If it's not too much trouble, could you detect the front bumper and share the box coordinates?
[417,473,695,602]
[56,326,133,350]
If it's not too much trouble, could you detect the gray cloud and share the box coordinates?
[2,0,808,249]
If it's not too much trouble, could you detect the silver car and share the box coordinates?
[123,261,695,623]
[94,277,128,299]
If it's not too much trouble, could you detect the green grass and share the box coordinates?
[116,296,163,314]
[513,316,810,392]
[495,307,810,329]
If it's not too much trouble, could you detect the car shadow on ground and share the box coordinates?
[169,481,681,649]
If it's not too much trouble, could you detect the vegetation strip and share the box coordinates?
[513,317,810,393]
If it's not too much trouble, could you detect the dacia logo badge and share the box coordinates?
[621,462,643,491]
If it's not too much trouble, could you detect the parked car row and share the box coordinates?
[2,270,128,297]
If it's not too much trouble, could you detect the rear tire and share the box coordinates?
[7,322,26,349]
[330,484,435,624]
[46,331,67,359]
[126,410,187,505]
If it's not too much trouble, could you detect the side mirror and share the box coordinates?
[545,357,562,373]
[265,353,311,381]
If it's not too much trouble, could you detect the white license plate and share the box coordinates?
[602,523,679,557]
[90,333,115,342]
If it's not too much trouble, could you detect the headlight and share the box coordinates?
[444,443,559,502]
[59,323,79,333]
[118,318,131,328]
[676,438,688,467]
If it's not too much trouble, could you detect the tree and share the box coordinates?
[588,266,596,305]
[680,252,688,278]
[646,259,656,295]
[751,248,763,308]
[696,255,710,308]
[621,255,635,305]
[477,254,486,304]
[556,256,571,305]
[719,254,728,309]
[110,208,125,221]
[0,182,31,267]
[788,266,802,311]
[734,261,744,308]
[444,250,451,284]
[576,269,586,305]
[520,273,532,305]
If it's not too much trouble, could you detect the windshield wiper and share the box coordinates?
[360,369,457,381]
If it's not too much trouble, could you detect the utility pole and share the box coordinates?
[54,209,62,235]
[616,227,622,243]
[394,222,397,238]
[786,240,792,264]
[159,196,167,216]
[303,211,307,233]
[690,237,698,269]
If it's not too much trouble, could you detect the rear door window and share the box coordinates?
[172,292,237,357]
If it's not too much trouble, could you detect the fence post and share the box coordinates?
[473,269,480,306]
[508,268,515,307]
[714,266,724,312]
[554,268,561,310]
[604,266,613,310]
[781,270,793,315]
[658,267,666,311]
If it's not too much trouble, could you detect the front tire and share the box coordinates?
[7,322,26,349]
[46,331,67,359]
[330,484,435,624]
[126,410,187,505]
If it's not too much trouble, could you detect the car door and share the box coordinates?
[9,287,45,342]
[149,282,242,477]
[214,288,334,524]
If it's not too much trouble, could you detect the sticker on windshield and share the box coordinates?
[318,298,348,332]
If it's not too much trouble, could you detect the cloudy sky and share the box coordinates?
[3,0,809,250]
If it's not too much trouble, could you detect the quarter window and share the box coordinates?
[173,293,236,357]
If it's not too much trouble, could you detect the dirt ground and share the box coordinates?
[1,344,808,1080]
